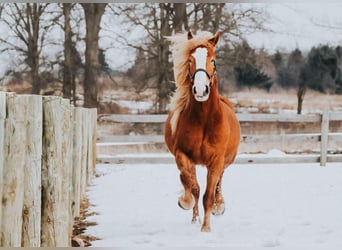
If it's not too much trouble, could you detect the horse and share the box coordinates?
[164,31,241,232]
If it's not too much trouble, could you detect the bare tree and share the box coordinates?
[109,3,175,112]
[108,3,266,112]
[80,3,107,108]
[0,3,53,94]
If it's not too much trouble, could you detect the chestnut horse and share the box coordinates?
[164,31,240,232]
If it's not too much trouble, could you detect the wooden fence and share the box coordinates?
[0,92,97,247]
[97,110,342,166]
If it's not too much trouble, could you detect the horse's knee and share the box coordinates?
[202,190,215,210]
[192,183,200,198]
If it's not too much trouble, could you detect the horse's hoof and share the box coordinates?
[178,195,195,210]
[212,203,225,216]
[191,215,201,224]
[201,225,211,232]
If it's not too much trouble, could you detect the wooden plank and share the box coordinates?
[99,114,167,123]
[96,133,342,146]
[98,113,324,124]
[235,155,320,164]
[327,154,342,162]
[97,154,174,164]
[0,92,5,243]
[98,111,342,124]
[236,113,321,123]
[329,112,342,121]
[97,135,165,144]
[96,153,341,165]
[329,133,342,142]
[1,93,26,246]
[22,95,42,247]
[320,108,329,166]
[241,133,320,143]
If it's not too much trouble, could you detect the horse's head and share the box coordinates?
[187,31,220,102]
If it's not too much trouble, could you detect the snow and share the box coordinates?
[85,161,342,248]
[114,100,154,114]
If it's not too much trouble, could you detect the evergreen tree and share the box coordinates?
[234,63,273,91]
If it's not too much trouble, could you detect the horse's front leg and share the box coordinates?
[201,159,224,232]
[175,151,200,223]
[212,173,225,216]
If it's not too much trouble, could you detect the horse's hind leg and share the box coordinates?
[176,151,196,211]
[212,173,225,216]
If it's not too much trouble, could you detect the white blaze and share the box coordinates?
[192,47,210,102]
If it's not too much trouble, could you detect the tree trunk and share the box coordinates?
[28,4,41,95]
[156,4,173,113]
[173,3,188,33]
[297,87,305,114]
[81,3,107,108]
[63,3,72,100]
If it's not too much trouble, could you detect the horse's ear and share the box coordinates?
[187,31,193,40]
[209,32,220,46]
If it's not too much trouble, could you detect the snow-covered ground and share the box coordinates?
[86,162,342,248]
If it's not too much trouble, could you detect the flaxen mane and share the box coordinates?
[166,31,214,134]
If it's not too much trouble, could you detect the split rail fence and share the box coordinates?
[0,92,97,247]
[97,110,342,166]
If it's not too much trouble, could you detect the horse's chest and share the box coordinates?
[176,124,220,163]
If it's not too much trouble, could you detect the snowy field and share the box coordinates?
[86,162,342,249]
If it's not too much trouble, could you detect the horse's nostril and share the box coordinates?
[205,85,209,95]
[192,86,197,95]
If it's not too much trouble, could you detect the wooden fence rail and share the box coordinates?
[97,110,342,166]
[0,92,97,247]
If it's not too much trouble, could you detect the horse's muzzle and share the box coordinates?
[192,84,210,102]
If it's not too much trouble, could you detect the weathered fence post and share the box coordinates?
[41,96,70,247]
[87,109,97,185]
[91,109,98,178]
[1,93,27,246]
[22,95,43,247]
[320,107,330,166]
[61,99,73,245]
[0,92,96,246]
[72,107,83,218]
[0,92,6,244]
[86,110,92,186]
[80,109,88,200]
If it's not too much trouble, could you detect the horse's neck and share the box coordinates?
[189,86,221,120]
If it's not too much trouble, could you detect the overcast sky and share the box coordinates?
[1,3,342,78]
[247,3,342,52]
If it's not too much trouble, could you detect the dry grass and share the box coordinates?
[229,88,342,113]
[72,197,101,247]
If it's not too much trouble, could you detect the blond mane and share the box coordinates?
[166,31,214,134]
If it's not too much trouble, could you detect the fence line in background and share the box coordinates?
[0,92,97,247]
[97,109,342,166]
